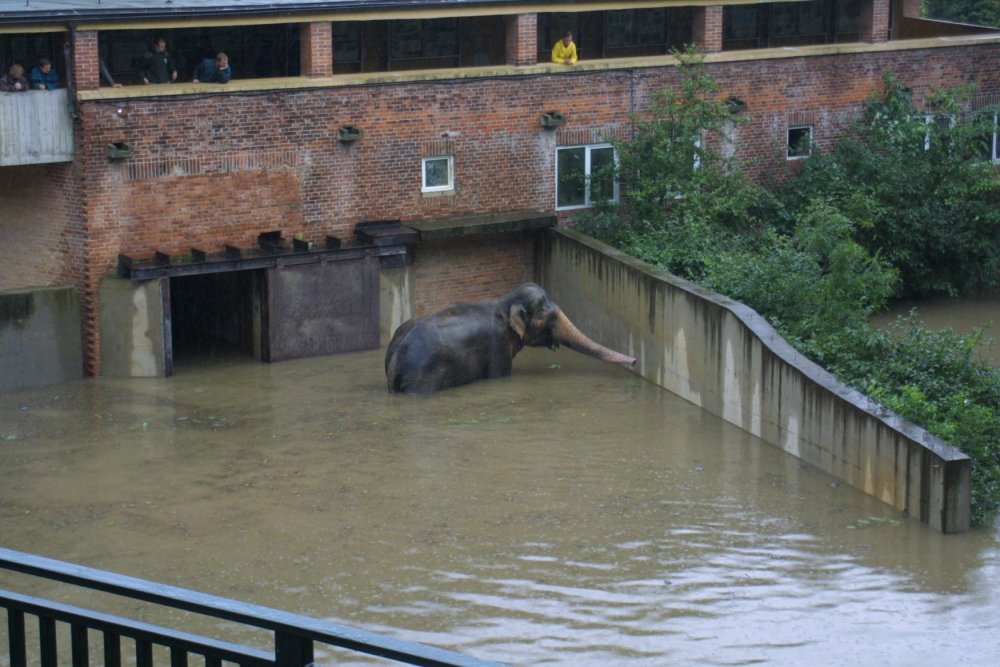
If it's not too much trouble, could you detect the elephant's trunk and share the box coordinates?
[552,310,637,368]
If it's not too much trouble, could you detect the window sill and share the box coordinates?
[421,188,455,198]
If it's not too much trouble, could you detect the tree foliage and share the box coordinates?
[924,0,1000,28]
[580,53,1000,526]
[778,74,1000,298]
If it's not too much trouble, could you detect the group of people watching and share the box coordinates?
[138,37,231,85]
[0,37,231,93]
[0,58,59,92]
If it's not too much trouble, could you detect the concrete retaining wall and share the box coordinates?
[0,286,83,392]
[538,228,971,533]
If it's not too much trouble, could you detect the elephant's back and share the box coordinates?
[384,303,504,393]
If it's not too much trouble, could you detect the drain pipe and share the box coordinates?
[65,25,81,121]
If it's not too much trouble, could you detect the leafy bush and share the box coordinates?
[778,74,1000,298]
[924,0,1000,28]
[582,54,1000,525]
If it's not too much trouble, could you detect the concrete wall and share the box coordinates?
[537,228,971,533]
[98,276,168,378]
[0,89,74,166]
[0,286,83,392]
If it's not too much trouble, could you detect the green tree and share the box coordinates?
[779,73,1000,297]
[924,0,1000,28]
[582,57,1000,525]
[581,47,769,281]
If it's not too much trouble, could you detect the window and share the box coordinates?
[556,144,617,209]
[422,156,454,193]
[605,9,667,50]
[390,19,458,62]
[977,111,1000,163]
[922,113,954,150]
[770,1,827,39]
[333,22,362,64]
[669,135,703,199]
[787,125,813,159]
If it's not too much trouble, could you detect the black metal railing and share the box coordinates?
[0,547,506,667]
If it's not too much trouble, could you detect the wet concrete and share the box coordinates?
[1,348,998,665]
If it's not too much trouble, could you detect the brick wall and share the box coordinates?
[692,7,724,53]
[506,14,538,66]
[72,30,100,91]
[411,235,533,315]
[0,163,83,291]
[301,22,333,77]
[26,41,1000,373]
[860,0,892,42]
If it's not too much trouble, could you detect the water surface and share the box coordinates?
[1,348,998,665]
[873,288,1000,367]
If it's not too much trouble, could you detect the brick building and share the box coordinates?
[0,0,998,377]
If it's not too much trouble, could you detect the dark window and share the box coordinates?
[0,32,67,86]
[98,25,299,85]
[724,0,861,50]
[605,9,667,51]
[389,19,459,64]
[787,126,813,159]
[333,22,362,66]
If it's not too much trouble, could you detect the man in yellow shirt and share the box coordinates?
[551,31,578,65]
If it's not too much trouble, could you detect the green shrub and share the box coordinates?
[583,55,1000,525]
[779,74,1000,298]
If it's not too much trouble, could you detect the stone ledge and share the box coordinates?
[404,210,556,241]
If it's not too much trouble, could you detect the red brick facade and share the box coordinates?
[506,14,539,66]
[72,30,100,92]
[860,0,892,42]
[1,4,998,376]
[413,236,533,315]
[692,7,724,53]
[301,22,333,77]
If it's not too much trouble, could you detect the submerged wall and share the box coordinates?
[0,286,83,392]
[538,228,971,533]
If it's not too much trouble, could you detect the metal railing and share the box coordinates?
[0,547,506,667]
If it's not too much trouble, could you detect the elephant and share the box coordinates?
[385,282,636,393]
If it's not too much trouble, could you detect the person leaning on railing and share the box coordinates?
[29,57,59,90]
[192,52,231,84]
[551,31,578,65]
[0,63,28,92]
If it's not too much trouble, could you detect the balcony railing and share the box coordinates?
[0,89,74,166]
[0,547,506,666]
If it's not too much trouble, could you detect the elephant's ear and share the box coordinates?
[509,304,528,339]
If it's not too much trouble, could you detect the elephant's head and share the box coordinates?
[502,283,636,368]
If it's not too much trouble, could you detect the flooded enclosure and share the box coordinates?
[1,348,999,665]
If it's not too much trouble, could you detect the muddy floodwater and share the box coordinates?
[1,347,999,665]
[873,287,1000,367]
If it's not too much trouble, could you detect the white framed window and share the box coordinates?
[922,113,954,150]
[556,144,618,210]
[668,135,702,200]
[787,125,813,159]
[422,155,454,193]
[982,111,1000,163]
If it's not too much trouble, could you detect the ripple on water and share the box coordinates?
[1,348,999,666]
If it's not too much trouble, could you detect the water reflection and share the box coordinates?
[1,348,998,665]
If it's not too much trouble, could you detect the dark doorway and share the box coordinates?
[169,271,258,365]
